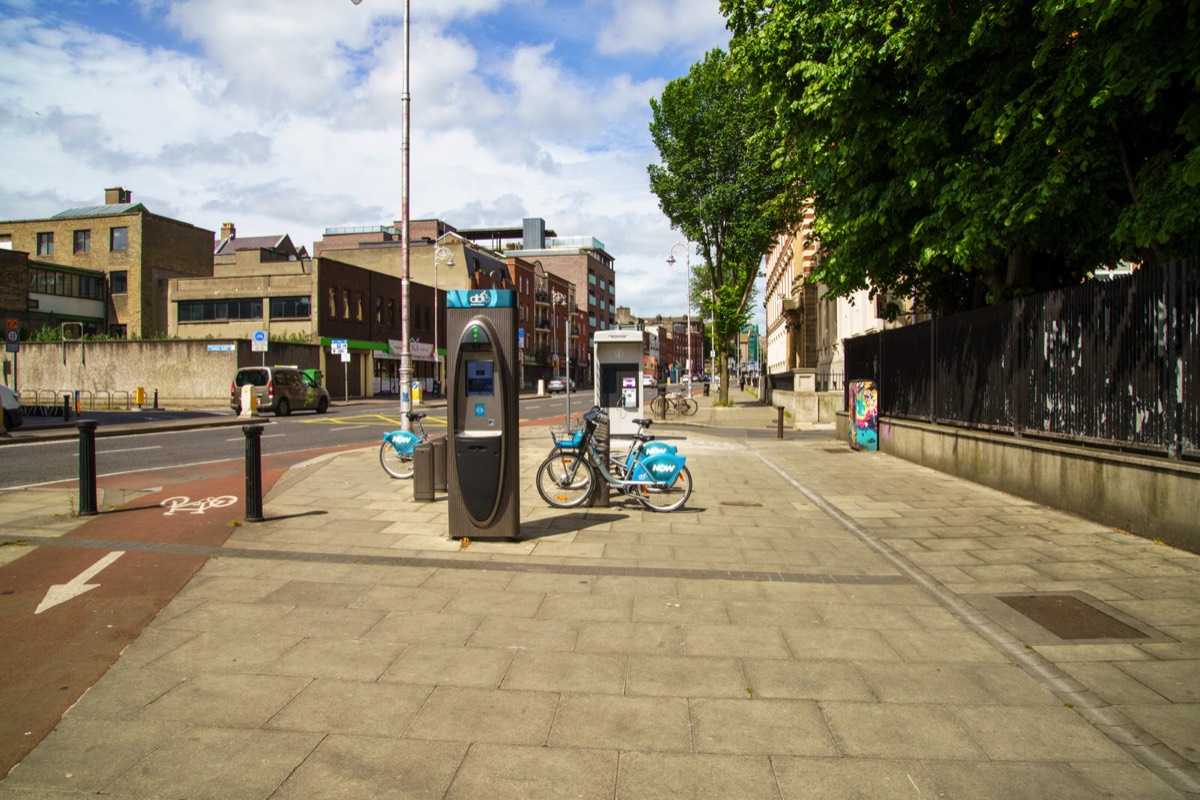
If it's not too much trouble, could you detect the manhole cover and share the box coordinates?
[999,594,1148,640]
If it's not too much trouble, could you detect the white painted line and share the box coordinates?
[99,446,162,454]
[224,434,286,441]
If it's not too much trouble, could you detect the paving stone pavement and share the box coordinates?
[1,390,1198,798]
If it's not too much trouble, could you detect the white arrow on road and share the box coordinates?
[35,551,125,614]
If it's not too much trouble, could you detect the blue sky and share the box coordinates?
[0,0,753,322]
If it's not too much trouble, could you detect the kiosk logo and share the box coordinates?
[448,289,516,309]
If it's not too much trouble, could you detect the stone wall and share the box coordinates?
[5,340,321,406]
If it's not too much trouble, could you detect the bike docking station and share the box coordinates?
[446,289,520,540]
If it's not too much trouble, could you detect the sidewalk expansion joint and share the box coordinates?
[0,533,911,586]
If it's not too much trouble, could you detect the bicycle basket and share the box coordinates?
[549,424,585,448]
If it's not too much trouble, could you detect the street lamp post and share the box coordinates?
[553,290,572,422]
[433,233,455,396]
[352,0,412,430]
[666,242,692,399]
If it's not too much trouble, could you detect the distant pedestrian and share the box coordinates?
[739,374,746,392]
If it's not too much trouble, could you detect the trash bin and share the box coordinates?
[412,442,435,501]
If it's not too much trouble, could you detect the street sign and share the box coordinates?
[251,330,268,353]
[6,319,17,330]
[330,339,348,355]
[5,329,17,353]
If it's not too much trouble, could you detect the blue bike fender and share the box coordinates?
[630,452,685,484]
[625,440,676,471]
[383,430,421,454]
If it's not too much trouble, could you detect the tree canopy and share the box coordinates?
[648,48,803,400]
[722,0,1200,313]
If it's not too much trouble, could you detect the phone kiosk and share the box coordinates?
[446,290,520,539]
[593,329,644,437]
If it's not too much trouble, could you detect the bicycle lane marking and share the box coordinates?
[0,468,283,777]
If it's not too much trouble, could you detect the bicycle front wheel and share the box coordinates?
[637,465,692,512]
[650,395,666,415]
[380,441,415,479]
[536,452,595,508]
[681,397,699,415]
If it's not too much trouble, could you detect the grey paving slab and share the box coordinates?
[617,752,780,799]
[448,744,617,800]
[104,727,321,800]
[272,736,465,800]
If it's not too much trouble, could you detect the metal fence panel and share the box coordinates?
[840,259,1197,459]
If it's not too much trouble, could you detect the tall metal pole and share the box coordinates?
[433,233,455,396]
[397,0,413,430]
[667,242,692,398]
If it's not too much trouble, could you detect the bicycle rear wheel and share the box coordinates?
[536,452,594,508]
[379,441,415,479]
[681,397,699,415]
[637,465,692,512]
[650,395,666,415]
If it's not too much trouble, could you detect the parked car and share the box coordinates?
[547,376,575,393]
[1,385,22,430]
[641,375,658,388]
[231,366,330,416]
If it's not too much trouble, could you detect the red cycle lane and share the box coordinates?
[0,443,367,777]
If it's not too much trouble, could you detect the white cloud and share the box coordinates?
[596,0,730,57]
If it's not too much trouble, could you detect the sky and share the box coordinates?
[0,0,758,326]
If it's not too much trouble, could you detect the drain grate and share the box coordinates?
[999,594,1148,640]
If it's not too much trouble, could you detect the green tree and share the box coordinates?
[648,48,803,402]
[722,0,1200,313]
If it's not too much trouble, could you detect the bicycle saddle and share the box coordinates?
[407,411,427,421]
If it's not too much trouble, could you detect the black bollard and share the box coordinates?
[76,420,98,516]
[153,389,159,410]
[777,406,785,439]
[243,424,264,522]
[63,394,72,422]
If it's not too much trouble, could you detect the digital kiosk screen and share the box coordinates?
[465,360,495,396]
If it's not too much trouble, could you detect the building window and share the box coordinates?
[269,296,311,319]
[110,227,128,251]
[73,230,91,254]
[356,292,364,321]
[386,299,395,326]
[376,297,382,324]
[37,232,54,256]
[110,270,128,294]
[342,289,350,320]
[327,287,336,317]
[177,298,263,322]
[28,267,103,299]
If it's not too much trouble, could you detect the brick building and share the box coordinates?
[0,188,213,338]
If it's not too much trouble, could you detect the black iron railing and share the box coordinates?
[844,258,1198,459]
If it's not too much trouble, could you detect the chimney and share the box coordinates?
[105,186,132,204]
[523,217,546,249]
[221,222,236,241]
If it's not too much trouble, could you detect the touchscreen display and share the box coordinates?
[465,359,495,396]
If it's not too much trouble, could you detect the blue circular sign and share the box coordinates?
[252,330,267,342]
